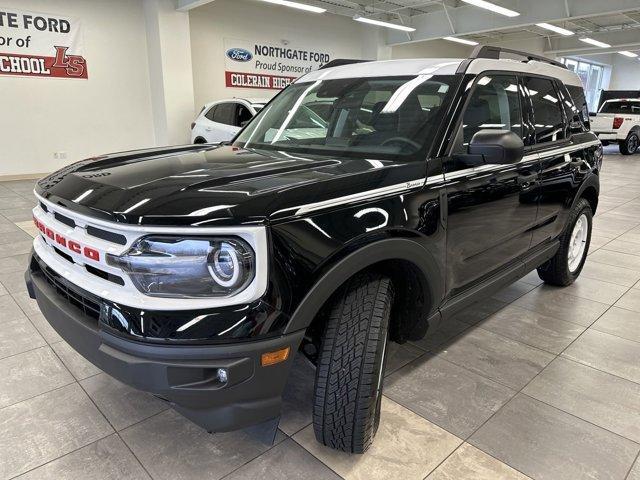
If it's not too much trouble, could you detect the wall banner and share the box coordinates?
[0,8,88,79]
[224,37,330,90]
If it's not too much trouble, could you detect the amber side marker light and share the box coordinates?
[261,347,290,366]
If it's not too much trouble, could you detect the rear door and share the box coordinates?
[523,75,586,246]
[443,73,539,295]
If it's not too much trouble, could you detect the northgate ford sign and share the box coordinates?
[224,38,331,90]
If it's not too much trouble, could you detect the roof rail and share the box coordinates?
[475,45,566,68]
[320,59,370,70]
[456,45,566,73]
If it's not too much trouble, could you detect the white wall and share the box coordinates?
[0,0,156,177]
[609,54,640,90]
[143,0,195,146]
[189,0,374,109]
[391,39,472,59]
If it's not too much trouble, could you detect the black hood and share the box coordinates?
[36,144,423,226]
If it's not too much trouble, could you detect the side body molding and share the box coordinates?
[283,237,443,335]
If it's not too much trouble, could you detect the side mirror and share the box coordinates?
[589,112,597,117]
[240,120,250,127]
[468,130,524,165]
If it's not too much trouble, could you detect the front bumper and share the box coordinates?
[25,253,304,432]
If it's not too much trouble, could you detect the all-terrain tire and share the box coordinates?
[537,198,592,286]
[619,133,639,155]
[312,272,393,454]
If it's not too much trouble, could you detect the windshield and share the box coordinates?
[234,75,460,159]
[600,101,640,115]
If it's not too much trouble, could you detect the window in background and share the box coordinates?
[560,58,606,112]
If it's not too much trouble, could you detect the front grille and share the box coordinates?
[86,225,127,245]
[54,212,76,228]
[50,242,124,286]
[53,246,73,264]
[34,258,101,321]
[85,264,125,286]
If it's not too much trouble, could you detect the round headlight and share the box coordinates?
[209,242,242,287]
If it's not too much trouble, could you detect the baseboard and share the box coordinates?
[0,173,48,182]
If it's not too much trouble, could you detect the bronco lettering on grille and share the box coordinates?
[34,216,100,262]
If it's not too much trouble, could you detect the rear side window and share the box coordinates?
[459,74,522,146]
[565,85,589,125]
[600,101,640,115]
[204,105,217,121]
[213,103,236,125]
[523,77,565,144]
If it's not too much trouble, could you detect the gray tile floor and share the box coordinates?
[1,147,640,479]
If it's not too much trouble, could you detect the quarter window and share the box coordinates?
[459,75,522,147]
[523,77,565,144]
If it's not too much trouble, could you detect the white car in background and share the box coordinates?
[191,98,268,144]
[591,98,640,155]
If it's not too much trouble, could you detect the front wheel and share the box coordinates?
[313,272,393,454]
[537,198,592,286]
[620,133,639,155]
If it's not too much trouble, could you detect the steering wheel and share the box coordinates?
[381,137,422,150]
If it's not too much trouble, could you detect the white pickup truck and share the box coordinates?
[591,98,640,155]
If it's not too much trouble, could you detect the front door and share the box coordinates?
[443,73,539,296]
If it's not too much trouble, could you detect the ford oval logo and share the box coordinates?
[226,48,252,62]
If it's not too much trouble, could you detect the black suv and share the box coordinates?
[26,46,601,454]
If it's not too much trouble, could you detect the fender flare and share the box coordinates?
[571,173,599,212]
[283,237,443,334]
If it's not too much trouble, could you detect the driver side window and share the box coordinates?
[457,74,523,151]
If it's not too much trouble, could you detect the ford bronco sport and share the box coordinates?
[25,46,601,454]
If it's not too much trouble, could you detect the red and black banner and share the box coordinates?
[0,46,87,79]
[0,8,88,80]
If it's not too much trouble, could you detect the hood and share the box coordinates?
[36,144,424,226]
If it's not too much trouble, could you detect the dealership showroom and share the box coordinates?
[3,0,640,479]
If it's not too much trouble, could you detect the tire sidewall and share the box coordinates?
[622,133,639,155]
[629,134,639,154]
[372,321,390,434]
[565,202,593,280]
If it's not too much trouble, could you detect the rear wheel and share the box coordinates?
[537,198,592,286]
[193,137,207,144]
[619,133,639,155]
[313,272,393,454]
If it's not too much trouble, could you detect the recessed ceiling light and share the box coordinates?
[460,0,520,17]
[618,50,638,57]
[536,23,574,36]
[259,0,326,13]
[354,16,416,32]
[443,36,479,46]
[579,37,611,48]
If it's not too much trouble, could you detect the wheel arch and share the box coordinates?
[573,174,600,214]
[283,237,443,343]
